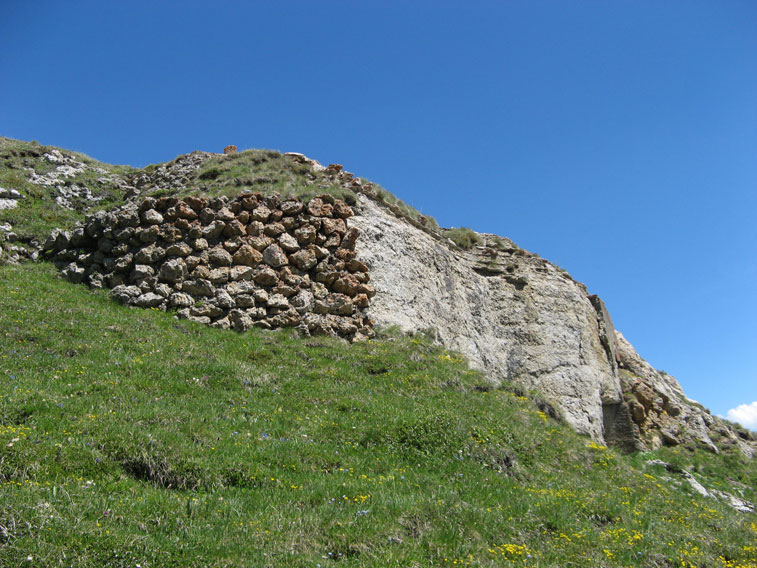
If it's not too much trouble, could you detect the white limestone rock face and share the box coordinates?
[351,196,622,442]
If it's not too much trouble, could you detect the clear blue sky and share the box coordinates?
[2,1,755,422]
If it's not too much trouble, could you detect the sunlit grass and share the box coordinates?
[0,262,755,567]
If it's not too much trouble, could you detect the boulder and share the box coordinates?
[290,290,314,314]
[334,200,354,219]
[229,266,255,281]
[130,264,155,281]
[230,309,253,331]
[294,225,316,245]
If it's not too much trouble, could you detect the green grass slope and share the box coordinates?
[1,263,755,567]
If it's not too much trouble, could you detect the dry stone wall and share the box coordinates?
[43,193,375,340]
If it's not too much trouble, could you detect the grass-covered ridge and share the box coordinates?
[152,149,355,204]
[1,262,755,567]
[0,137,458,262]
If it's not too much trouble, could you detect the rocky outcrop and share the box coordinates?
[645,459,755,512]
[0,186,23,210]
[616,331,754,457]
[351,195,625,443]
[129,151,214,195]
[27,149,131,209]
[350,195,755,454]
[44,193,375,340]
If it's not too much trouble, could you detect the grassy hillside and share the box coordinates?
[1,262,755,567]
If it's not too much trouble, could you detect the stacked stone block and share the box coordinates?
[44,193,375,340]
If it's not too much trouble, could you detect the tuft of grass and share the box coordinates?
[0,261,755,567]
[441,227,482,250]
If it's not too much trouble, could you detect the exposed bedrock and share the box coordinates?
[351,196,625,443]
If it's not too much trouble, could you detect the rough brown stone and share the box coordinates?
[277,233,299,253]
[208,268,230,284]
[184,196,206,212]
[289,249,317,271]
[254,266,279,286]
[346,258,368,272]
[199,208,216,225]
[176,202,198,220]
[307,197,333,217]
[170,292,194,308]
[333,274,359,296]
[166,242,192,257]
[134,245,165,264]
[355,283,376,298]
[321,218,347,235]
[251,205,271,222]
[233,245,263,266]
[223,238,243,254]
[138,225,161,243]
[262,244,288,267]
[216,207,236,222]
[202,221,226,240]
[333,200,354,219]
[229,266,255,281]
[248,235,273,251]
[182,279,214,297]
[158,258,187,283]
[141,209,164,225]
[191,238,209,251]
[264,222,286,237]
[280,200,304,215]
[209,247,233,267]
[341,227,360,250]
[294,225,316,245]
[161,226,183,243]
[191,265,210,280]
[223,220,246,237]
[246,220,264,237]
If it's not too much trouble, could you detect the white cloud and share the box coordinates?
[726,401,757,430]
